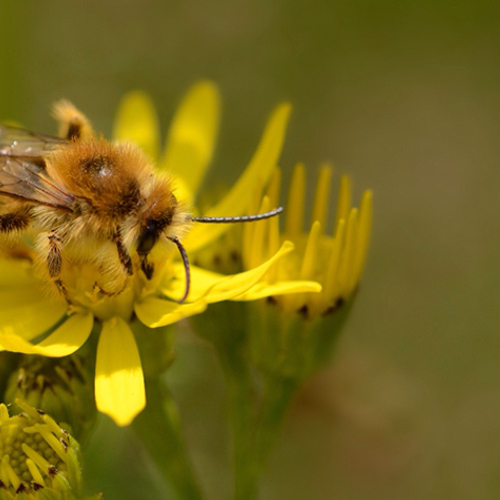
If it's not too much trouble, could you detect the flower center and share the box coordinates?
[0,403,71,494]
[63,253,175,322]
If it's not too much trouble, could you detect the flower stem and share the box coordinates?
[224,369,299,500]
[133,376,204,500]
[249,376,299,498]
[193,302,258,500]
[216,346,255,500]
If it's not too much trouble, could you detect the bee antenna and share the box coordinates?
[191,206,283,224]
[167,235,191,304]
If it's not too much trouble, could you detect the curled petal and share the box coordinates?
[185,103,292,252]
[0,291,67,341]
[164,241,295,303]
[0,313,93,357]
[134,298,207,328]
[234,280,322,301]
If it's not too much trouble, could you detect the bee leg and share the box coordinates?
[53,101,94,141]
[47,230,69,301]
[113,230,133,276]
[140,256,154,280]
[0,209,31,233]
[93,280,128,297]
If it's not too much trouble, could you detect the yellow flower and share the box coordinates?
[216,164,373,383]
[0,83,317,426]
[241,163,372,318]
[0,399,99,499]
[4,353,96,442]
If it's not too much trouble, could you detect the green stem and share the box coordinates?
[133,376,204,500]
[224,371,299,500]
[214,340,255,500]
[196,302,258,500]
[251,377,299,493]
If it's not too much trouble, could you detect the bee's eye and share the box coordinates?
[137,221,159,255]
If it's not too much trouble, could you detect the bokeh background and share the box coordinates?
[1,1,499,499]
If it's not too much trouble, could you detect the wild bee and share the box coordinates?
[0,101,281,301]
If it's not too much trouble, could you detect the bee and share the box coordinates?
[0,101,282,302]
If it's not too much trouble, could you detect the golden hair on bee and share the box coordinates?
[52,100,94,141]
[0,100,282,302]
[46,138,154,219]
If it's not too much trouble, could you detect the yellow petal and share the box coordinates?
[245,196,271,270]
[0,259,35,288]
[337,208,359,296]
[311,164,333,229]
[166,241,295,304]
[134,298,207,328]
[113,91,160,160]
[234,280,322,301]
[161,265,221,303]
[335,175,351,231]
[95,317,145,426]
[323,219,346,304]
[352,189,373,284]
[0,313,93,357]
[300,220,322,281]
[162,81,220,203]
[185,102,292,252]
[0,293,67,341]
[285,162,306,236]
[0,287,52,309]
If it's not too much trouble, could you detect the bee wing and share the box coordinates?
[0,156,75,210]
[0,124,74,210]
[0,124,65,157]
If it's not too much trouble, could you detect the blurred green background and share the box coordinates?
[1,1,500,499]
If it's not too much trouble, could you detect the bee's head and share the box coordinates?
[134,174,282,303]
[134,178,190,281]
[136,218,163,279]
[136,218,164,257]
